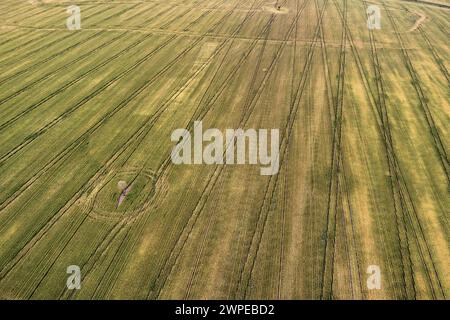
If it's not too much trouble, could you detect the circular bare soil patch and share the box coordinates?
[91,168,156,220]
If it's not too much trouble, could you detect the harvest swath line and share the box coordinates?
[183,4,218,31]
[174,0,228,32]
[136,3,186,28]
[8,4,98,31]
[0,30,104,90]
[0,31,149,129]
[154,0,271,171]
[41,5,116,26]
[159,6,196,30]
[59,41,230,297]
[2,4,37,20]
[0,31,80,67]
[0,31,56,56]
[89,3,142,27]
[0,4,115,66]
[106,2,159,27]
[418,27,450,84]
[26,5,99,26]
[0,30,35,48]
[340,157,365,296]
[3,4,56,21]
[0,30,191,284]
[332,0,379,298]
[0,32,126,106]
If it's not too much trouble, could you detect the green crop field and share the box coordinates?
[0,0,448,300]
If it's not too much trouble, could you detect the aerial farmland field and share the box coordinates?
[0,0,448,300]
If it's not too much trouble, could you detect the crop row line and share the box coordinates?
[0,32,125,108]
[0,4,116,67]
[0,31,107,105]
[0,30,56,57]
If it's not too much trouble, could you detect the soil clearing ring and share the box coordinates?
[90,168,156,221]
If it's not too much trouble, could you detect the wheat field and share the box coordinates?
[0,0,448,299]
